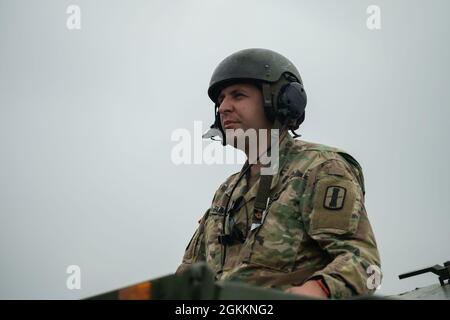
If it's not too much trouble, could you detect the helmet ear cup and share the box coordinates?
[276,82,307,128]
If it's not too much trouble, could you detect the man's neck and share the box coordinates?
[245,129,288,178]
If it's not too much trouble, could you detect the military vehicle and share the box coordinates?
[85,260,449,300]
[393,261,450,299]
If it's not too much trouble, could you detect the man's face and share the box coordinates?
[217,83,272,132]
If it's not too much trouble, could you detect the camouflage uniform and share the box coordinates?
[176,134,381,299]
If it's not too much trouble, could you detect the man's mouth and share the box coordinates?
[223,120,240,129]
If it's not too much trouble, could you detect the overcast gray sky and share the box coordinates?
[0,0,449,299]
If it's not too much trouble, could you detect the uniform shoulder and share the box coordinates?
[290,138,342,153]
[289,138,350,163]
[287,139,364,181]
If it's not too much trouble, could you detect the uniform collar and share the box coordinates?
[225,132,295,204]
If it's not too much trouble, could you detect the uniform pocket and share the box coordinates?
[204,210,224,273]
[242,199,305,272]
[182,208,210,262]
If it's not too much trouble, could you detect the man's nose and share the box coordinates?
[218,96,233,114]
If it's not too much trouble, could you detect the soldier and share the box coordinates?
[176,48,381,299]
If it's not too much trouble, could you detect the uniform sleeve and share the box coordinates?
[300,158,381,299]
[175,209,209,275]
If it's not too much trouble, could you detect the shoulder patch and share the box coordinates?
[310,176,356,233]
[323,185,347,210]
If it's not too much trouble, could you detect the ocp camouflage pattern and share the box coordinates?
[177,134,381,299]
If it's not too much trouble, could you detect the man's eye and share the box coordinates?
[218,93,245,104]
